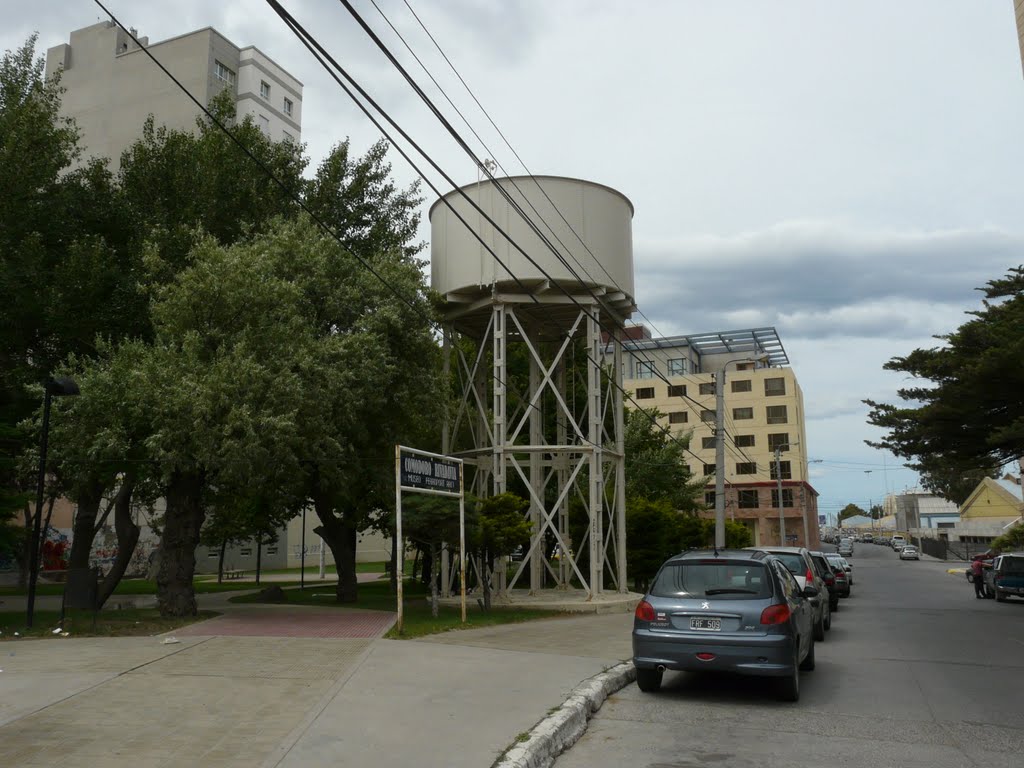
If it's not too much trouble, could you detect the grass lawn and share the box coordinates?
[230,578,568,639]
[258,559,414,576]
[0,577,300,598]
[0,607,219,640]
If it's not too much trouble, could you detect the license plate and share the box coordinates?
[689,617,721,631]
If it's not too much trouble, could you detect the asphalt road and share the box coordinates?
[555,543,1024,768]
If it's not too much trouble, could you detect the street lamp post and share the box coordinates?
[773,441,802,546]
[26,376,80,629]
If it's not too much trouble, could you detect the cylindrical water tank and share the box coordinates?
[430,175,634,309]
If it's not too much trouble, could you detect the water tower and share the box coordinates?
[430,175,635,597]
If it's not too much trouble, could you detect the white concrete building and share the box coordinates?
[46,21,302,167]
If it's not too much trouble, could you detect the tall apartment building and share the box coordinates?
[46,21,302,166]
[605,326,819,548]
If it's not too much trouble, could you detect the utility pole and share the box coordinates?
[714,371,726,549]
[774,445,787,545]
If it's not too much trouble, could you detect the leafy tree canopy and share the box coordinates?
[865,267,1024,495]
[624,407,705,512]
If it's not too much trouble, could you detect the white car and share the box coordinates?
[899,546,919,560]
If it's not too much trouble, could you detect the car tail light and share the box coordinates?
[823,574,834,585]
[635,600,656,622]
[805,567,814,583]
[696,653,715,661]
[760,604,791,625]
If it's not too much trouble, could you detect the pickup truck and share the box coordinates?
[985,553,1024,602]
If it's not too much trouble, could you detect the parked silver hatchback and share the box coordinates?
[632,549,817,701]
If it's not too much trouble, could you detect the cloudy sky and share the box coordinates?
[7,1,1024,520]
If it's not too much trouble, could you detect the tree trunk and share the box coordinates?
[17,501,31,588]
[312,497,359,603]
[482,552,493,612]
[64,480,104,609]
[156,470,205,617]
[255,535,262,585]
[421,546,433,587]
[217,538,227,584]
[430,542,439,618]
[95,475,140,609]
[389,525,397,594]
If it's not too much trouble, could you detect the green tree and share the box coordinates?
[865,267,1024,487]
[472,493,532,611]
[838,503,866,523]
[990,522,1024,552]
[623,407,705,512]
[400,495,472,617]
[626,498,682,592]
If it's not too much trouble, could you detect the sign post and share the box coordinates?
[395,445,465,634]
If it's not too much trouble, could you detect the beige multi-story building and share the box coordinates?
[46,21,302,167]
[605,326,820,548]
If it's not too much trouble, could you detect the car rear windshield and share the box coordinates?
[769,553,807,574]
[650,561,773,599]
[1000,556,1024,576]
[811,555,831,573]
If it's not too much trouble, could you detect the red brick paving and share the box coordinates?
[175,607,395,638]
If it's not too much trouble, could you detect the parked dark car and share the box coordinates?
[985,553,1024,601]
[750,546,830,641]
[810,551,840,612]
[824,553,851,597]
[632,549,817,702]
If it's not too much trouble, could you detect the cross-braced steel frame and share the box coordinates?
[441,294,627,598]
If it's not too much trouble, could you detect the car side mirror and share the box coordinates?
[802,586,819,598]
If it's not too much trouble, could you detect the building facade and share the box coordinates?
[46,21,302,166]
[604,326,819,548]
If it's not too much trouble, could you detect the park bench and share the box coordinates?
[223,569,245,580]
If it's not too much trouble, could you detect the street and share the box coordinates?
[555,543,1024,768]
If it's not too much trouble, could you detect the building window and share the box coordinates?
[768,433,790,452]
[266,546,278,555]
[667,384,686,397]
[240,547,252,556]
[259,114,270,136]
[766,405,788,424]
[207,550,219,559]
[703,463,716,476]
[282,130,293,143]
[736,462,757,475]
[699,382,715,395]
[771,489,795,508]
[765,377,786,396]
[636,387,655,400]
[214,60,236,85]
[704,491,716,507]
[731,379,752,393]
[734,434,755,448]
[636,361,655,379]
[771,461,792,480]
[668,358,687,376]
[735,362,755,371]
[700,409,716,423]
[738,490,759,508]
[668,411,687,424]
[701,436,716,450]
[732,407,753,420]
[283,97,293,115]
[260,80,271,99]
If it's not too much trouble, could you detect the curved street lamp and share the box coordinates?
[26,376,80,628]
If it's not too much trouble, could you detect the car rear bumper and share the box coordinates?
[633,630,795,677]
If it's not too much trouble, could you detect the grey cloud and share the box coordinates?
[631,221,1021,340]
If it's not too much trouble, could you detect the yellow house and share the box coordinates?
[955,477,1024,543]
[960,477,1024,521]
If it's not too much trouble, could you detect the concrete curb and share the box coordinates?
[493,661,636,768]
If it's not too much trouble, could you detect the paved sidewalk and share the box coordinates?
[0,596,634,767]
